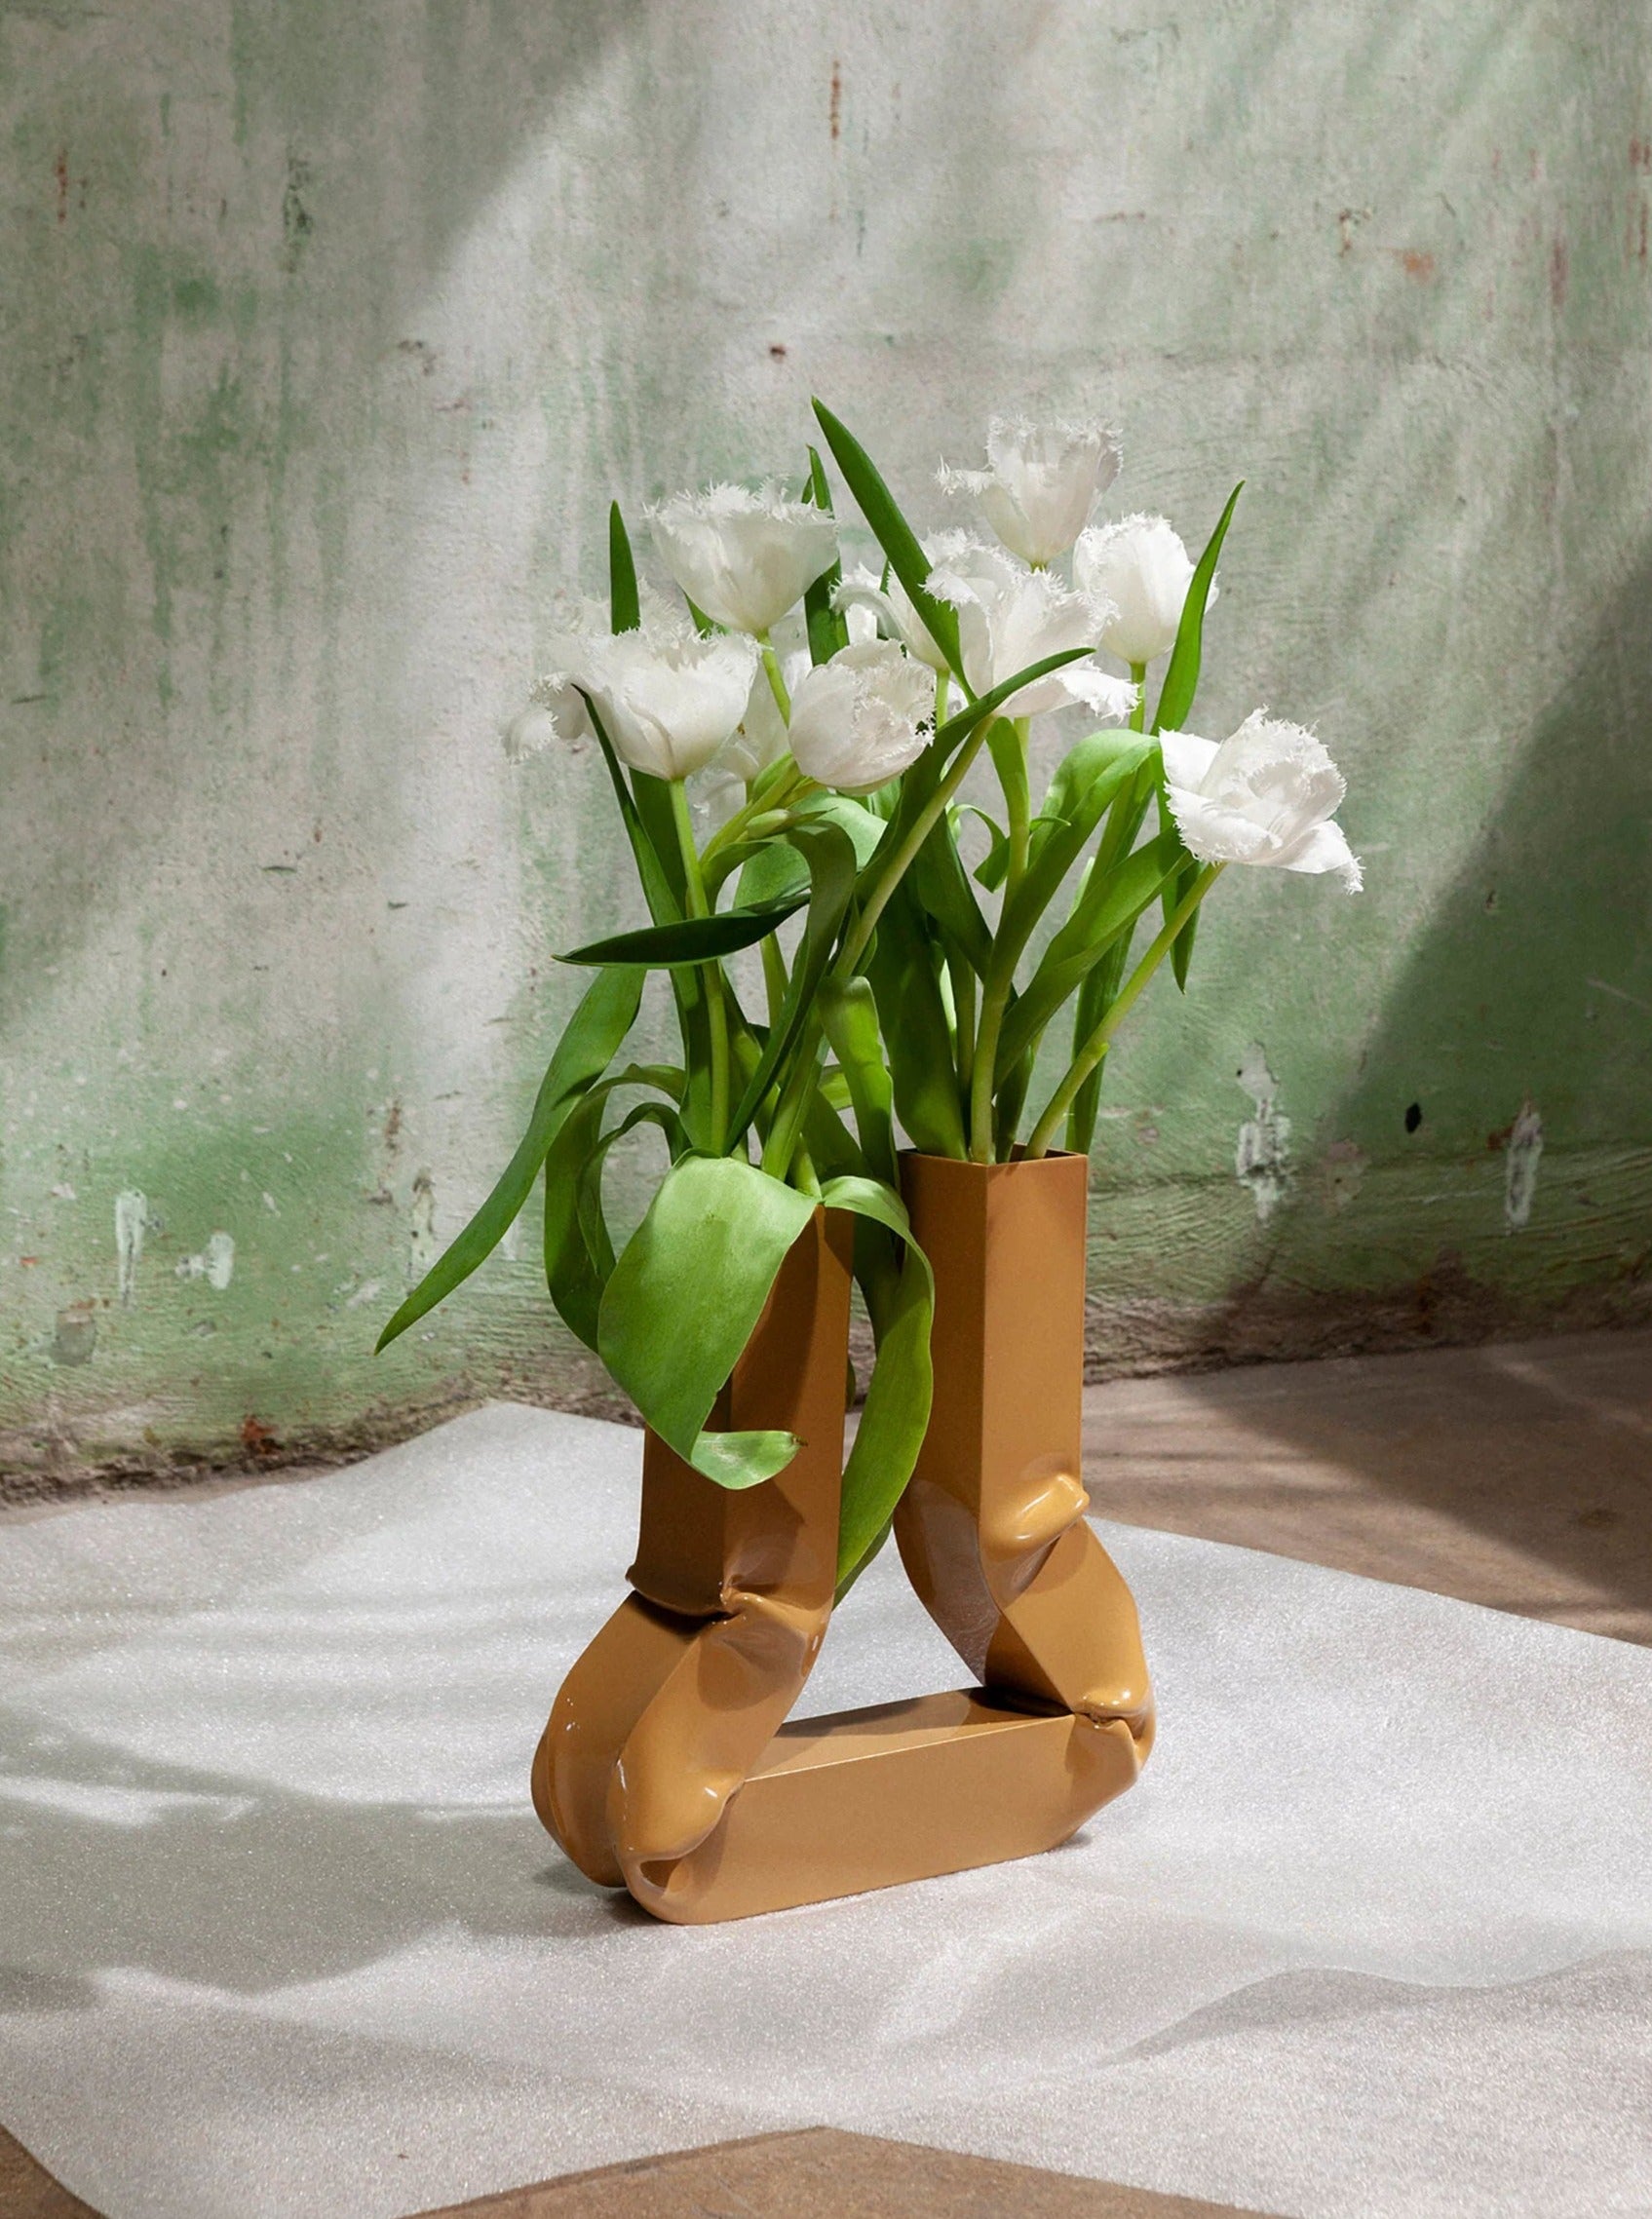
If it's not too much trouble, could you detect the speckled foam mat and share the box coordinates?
[2,1403,1648,2219]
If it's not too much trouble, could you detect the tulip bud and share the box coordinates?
[1074,514,1207,668]
[938,416,1123,567]
[648,483,838,636]
[537,628,758,782]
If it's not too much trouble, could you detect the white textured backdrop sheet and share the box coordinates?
[2,1403,1648,2219]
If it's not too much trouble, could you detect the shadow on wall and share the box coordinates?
[1179,538,1652,1368]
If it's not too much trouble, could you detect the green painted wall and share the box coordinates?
[3,1,1648,1483]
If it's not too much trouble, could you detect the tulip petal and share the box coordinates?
[1157,729,1220,788]
[1280,818,1364,891]
[1060,666,1140,724]
[1162,783,1276,866]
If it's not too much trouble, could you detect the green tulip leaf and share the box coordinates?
[1148,482,1239,990]
[802,444,850,666]
[561,895,806,969]
[725,819,861,1150]
[580,695,682,927]
[819,976,898,1188]
[909,809,994,978]
[545,1092,684,1350]
[1152,479,1242,740]
[597,1154,819,1488]
[819,1176,935,1590]
[999,731,1154,963]
[994,831,1182,1081]
[608,501,640,633]
[811,400,965,680]
[864,881,967,1159]
[374,966,643,1352]
[732,794,887,908]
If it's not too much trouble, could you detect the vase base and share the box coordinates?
[617,1685,1144,1925]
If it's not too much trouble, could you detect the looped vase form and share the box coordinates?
[533,1152,1153,1923]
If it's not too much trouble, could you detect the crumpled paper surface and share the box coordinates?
[1,1401,1647,2219]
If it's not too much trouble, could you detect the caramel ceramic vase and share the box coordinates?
[533,1160,1153,1924]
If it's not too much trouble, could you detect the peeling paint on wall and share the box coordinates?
[1505,1104,1544,1231]
[408,1170,438,1279]
[113,1190,148,1307]
[1235,1047,1291,1223]
[175,1231,235,1288]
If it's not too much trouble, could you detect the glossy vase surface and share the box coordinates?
[533,1159,1153,1924]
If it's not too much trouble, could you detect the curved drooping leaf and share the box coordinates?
[374,967,643,1353]
[811,401,964,679]
[545,1090,684,1350]
[952,802,1009,892]
[561,895,806,969]
[820,1175,934,1590]
[597,1154,818,1489]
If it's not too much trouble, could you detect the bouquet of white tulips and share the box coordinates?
[378,402,1359,1584]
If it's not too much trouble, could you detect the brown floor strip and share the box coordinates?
[0,2124,1275,2219]
[0,2126,99,2219]
[410,2128,1275,2218]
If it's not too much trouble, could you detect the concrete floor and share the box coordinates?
[1083,1326,1652,1645]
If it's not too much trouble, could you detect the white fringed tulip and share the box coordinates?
[715,648,810,785]
[1161,713,1363,890]
[533,628,758,781]
[1074,514,1208,667]
[648,483,838,636]
[832,535,969,672]
[938,416,1123,567]
[787,641,937,794]
[929,542,1138,721]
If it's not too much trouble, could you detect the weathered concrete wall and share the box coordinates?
[3,0,1649,1484]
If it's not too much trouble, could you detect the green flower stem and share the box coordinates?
[761,934,788,1028]
[966,715,1032,1162]
[947,948,976,1097]
[837,715,997,977]
[934,670,950,728]
[1130,661,1148,735]
[1022,863,1222,1161]
[758,632,791,720]
[1003,715,1032,893]
[701,768,818,875]
[763,711,1003,1187]
[759,1033,818,1182]
[968,949,1016,1163]
[670,777,730,1150]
